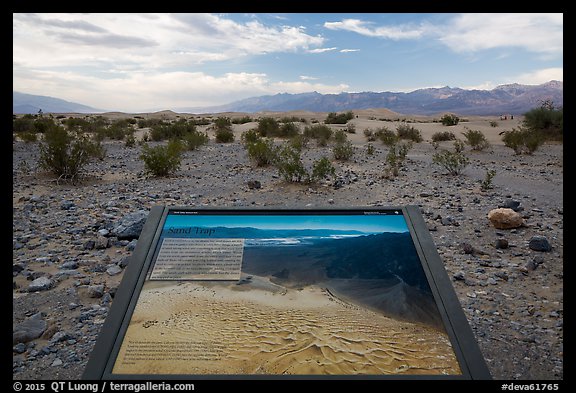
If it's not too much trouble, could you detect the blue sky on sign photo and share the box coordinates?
[13,13,563,112]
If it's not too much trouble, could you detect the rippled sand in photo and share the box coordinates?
[113,278,461,375]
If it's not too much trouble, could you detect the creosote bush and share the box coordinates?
[139,140,183,177]
[39,126,106,183]
[273,143,334,184]
[501,127,545,155]
[462,128,490,151]
[440,114,460,126]
[432,140,469,175]
[396,123,423,143]
[431,131,456,142]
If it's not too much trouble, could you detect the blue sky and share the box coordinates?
[163,214,409,234]
[13,13,562,112]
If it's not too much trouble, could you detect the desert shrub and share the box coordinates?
[279,116,300,123]
[333,129,348,144]
[150,119,197,141]
[231,116,253,124]
[431,131,456,142]
[345,123,356,134]
[523,100,562,141]
[454,139,466,153]
[33,117,60,134]
[490,121,499,128]
[385,141,413,177]
[333,141,354,161]
[20,132,38,143]
[481,169,496,191]
[366,143,375,156]
[193,117,212,126]
[289,134,309,150]
[13,116,35,133]
[139,139,183,177]
[256,117,280,137]
[396,123,423,142]
[440,114,460,126]
[246,138,277,167]
[274,144,307,183]
[241,129,261,145]
[310,157,335,183]
[124,133,136,147]
[278,122,300,138]
[325,111,354,124]
[183,130,209,150]
[462,128,490,151]
[215,127,234,143]
[363,129,376,142]
[303,124,332,146]
[502,127,545,155]
[213,117,234,143]
[38,127,106,182]
[374,127,397,146]
[432,141,469,175]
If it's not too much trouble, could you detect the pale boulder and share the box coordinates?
[487,208,524,229]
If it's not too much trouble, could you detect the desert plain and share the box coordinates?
[12,108,563,380]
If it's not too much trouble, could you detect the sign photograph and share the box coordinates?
[84,206,490,380]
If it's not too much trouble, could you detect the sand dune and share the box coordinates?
[113,277,461,375]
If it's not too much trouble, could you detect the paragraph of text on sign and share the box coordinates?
[150,238,244,280]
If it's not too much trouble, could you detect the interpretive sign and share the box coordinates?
[83,206,491,379]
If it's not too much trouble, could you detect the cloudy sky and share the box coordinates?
[13,13,563,112]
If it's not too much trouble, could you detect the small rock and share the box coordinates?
[453,271,466,281]
[499,199,522,212]
[60,200,75,210]
[83,240,96,250]
[111,210,149,240]
[60,261,79,270]
[126,239,138,251]
[13,313,47,344]
[28,276,54,292]
[495,238,509,249]
[106,265,122,276]
[51,358,63,367]
[87,285,105,298]
[488,208,524,229]
[13,343,27,354]
[247,180,261,190]
[529,236,552,252]
[50,331,71,343]
[94,235,110,249]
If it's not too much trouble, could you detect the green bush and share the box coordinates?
[325,111,354,124]
[502,127,545,155]
[256,117,280,137]
[20,132,38,143]
[38,127,106,182]
[366,143,375,156]
[396,123,423,142]
[150,119,196,141]
[310,157,335,183]
[385,141,412,177]
[481,169,496,191]
[374,127,397,146]
[231,116,253,124]
[303,124,332,146]
[363,129,376,142]
[333,141,354,161]
[241,129,261,145]
[278,122,300,138]
[333,129,348,144]
[183,130,209,150]
[139,140,183,177]
[523,101,562,140]
[432,141,469,175]
[124,133,136,147]
[13,116,35,133]
[431,131,456,142]
[274,144,307,183]
[440,114,460,126]
[462,128,490,151]
[213,117,235,143]
[246,138,277,167]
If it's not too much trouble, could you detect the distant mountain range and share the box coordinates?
[14,80,562,116]
[187,80,562,116]
[13,92,105,114]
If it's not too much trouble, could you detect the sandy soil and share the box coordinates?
[113,277,460,376]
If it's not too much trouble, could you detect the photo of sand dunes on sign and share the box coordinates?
[113,277,461,375]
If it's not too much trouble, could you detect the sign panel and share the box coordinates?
[84,206,491,379]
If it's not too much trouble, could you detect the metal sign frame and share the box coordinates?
[83,205,491,380]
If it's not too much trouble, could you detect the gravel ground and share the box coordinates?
[12,123,563,380]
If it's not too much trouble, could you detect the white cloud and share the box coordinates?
[323,14,563,56]
[307,47,338,53]
[299,75,318,80]
[324,19,425,39]
[13,68,348,112]
[340,49,360,53]
[512,67,563,85]
[439,13,563,56]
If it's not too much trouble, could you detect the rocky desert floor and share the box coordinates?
[12,111,563,380]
